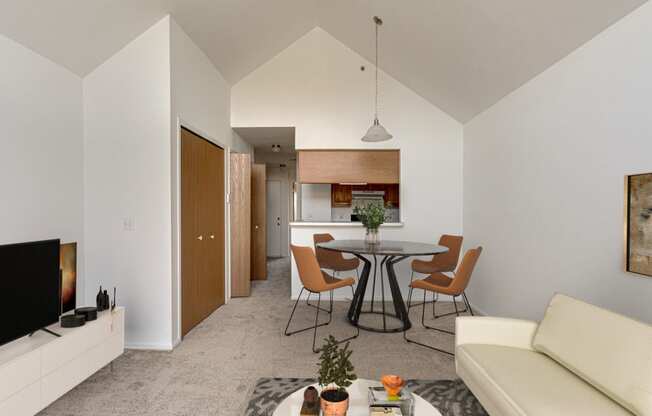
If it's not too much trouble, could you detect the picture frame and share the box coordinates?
[625,173,652,277]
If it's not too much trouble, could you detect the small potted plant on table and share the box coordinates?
[353,202,386,244]
[318,336,357,416]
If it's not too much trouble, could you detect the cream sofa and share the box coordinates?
[455,294,652,416]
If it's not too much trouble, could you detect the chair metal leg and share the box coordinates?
[311,289,359,353]
[306,271,334,314]
[286,287,359,353]
[285,288,332,337]
[403,288,456,356]
[432,295,469,319]
[462,292,474,316]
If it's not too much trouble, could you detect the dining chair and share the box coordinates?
[309,233,360,311]
[410,234,463,310]
[403,246,482,355]
[285,244,360,353]
[313,233,360,278]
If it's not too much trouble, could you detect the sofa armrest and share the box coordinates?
[455,316,538,350]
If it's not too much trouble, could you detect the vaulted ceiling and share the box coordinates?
[0,0,647,121]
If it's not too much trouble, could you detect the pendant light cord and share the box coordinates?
[375,19,379,120]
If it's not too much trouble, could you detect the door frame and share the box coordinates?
[173,118,231,346]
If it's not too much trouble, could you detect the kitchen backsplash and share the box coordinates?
[331,207,400,223]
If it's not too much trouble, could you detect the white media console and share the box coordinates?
[0,307,125,415]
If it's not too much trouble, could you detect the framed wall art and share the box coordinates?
[626,173,652,277]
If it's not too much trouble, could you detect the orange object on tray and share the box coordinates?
[380,375,405,399]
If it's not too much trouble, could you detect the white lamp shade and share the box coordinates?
[361,118,393,142]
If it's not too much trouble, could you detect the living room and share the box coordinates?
[1,2,651,416]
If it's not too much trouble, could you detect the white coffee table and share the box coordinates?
[272,379,441,415]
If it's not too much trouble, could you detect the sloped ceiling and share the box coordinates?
[0,0,647,121]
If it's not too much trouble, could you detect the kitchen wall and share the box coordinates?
[0,33,85,301]
[232,27,463,299]
[232,27,463,237]
[464,2,652,322]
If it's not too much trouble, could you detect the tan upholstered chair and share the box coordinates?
[404,247,482,355]
[410,234,463,310]
[313,233,360,276]
[285,245,359,353]
[411,234,463,277]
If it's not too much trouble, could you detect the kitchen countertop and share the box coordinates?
[290,222,404,227]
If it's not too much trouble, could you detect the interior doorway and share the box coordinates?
[232,126,297,266]
[180,127,225,337]
[266,180,282,257]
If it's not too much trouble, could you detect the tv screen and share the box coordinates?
[0,239,61,346]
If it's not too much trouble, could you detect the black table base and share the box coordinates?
[347,254,412,333]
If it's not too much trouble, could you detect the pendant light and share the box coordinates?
[362,16,393,142]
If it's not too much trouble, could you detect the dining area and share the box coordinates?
[284,230,482,356]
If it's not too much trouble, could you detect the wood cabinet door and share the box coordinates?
[384,184,400,207]
[251,164,267,280]
[297,150,400,184]
[331,184,352,207]
[230,153,251,297]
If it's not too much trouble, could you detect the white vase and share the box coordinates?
[365,228,380,244]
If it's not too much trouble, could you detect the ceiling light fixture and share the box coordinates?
[271,144,281,153]
[362,16,393,142]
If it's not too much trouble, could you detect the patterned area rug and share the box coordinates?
[245,378,487,416]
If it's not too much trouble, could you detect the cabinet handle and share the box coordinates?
[254,225,259,230]
[197,235,203,241]
[210,234,215,239]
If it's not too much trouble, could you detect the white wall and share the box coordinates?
[170,18,250,344]
[83,17,173,349]
[232,28,463,299]
[0,34,85,302]
[464,2,652,323]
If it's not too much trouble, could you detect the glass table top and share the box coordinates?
[316,239,449,256]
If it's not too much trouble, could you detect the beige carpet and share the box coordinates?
[39,257,459,416]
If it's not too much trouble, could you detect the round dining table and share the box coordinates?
[316,239,449,333]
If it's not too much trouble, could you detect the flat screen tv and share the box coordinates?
[0,239,61,346]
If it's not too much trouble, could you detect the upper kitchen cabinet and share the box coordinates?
[297,150,400,184]
[331,184,352,207]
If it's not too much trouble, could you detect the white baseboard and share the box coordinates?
[468,302,488,316]
[125,341,174,351]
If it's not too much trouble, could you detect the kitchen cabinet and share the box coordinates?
[384,184,400,208]
[329,183,399,208]
[298,150,400,184]
[331,184,352,207]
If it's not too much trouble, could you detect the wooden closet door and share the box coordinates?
[181,128,225,337]
[181,129,202,337]
[230,153,251,297]
[203,142,225,312]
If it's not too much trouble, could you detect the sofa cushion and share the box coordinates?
[533,294,652,416]
[456,344,632,416]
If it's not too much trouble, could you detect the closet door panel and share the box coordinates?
[181,129,202,336]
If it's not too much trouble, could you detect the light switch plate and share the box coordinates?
[122,217,135,231]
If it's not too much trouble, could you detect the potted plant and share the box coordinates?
[353,202,386,244]
[317,336,357,416]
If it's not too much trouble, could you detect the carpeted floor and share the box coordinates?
[39,258,461,416]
